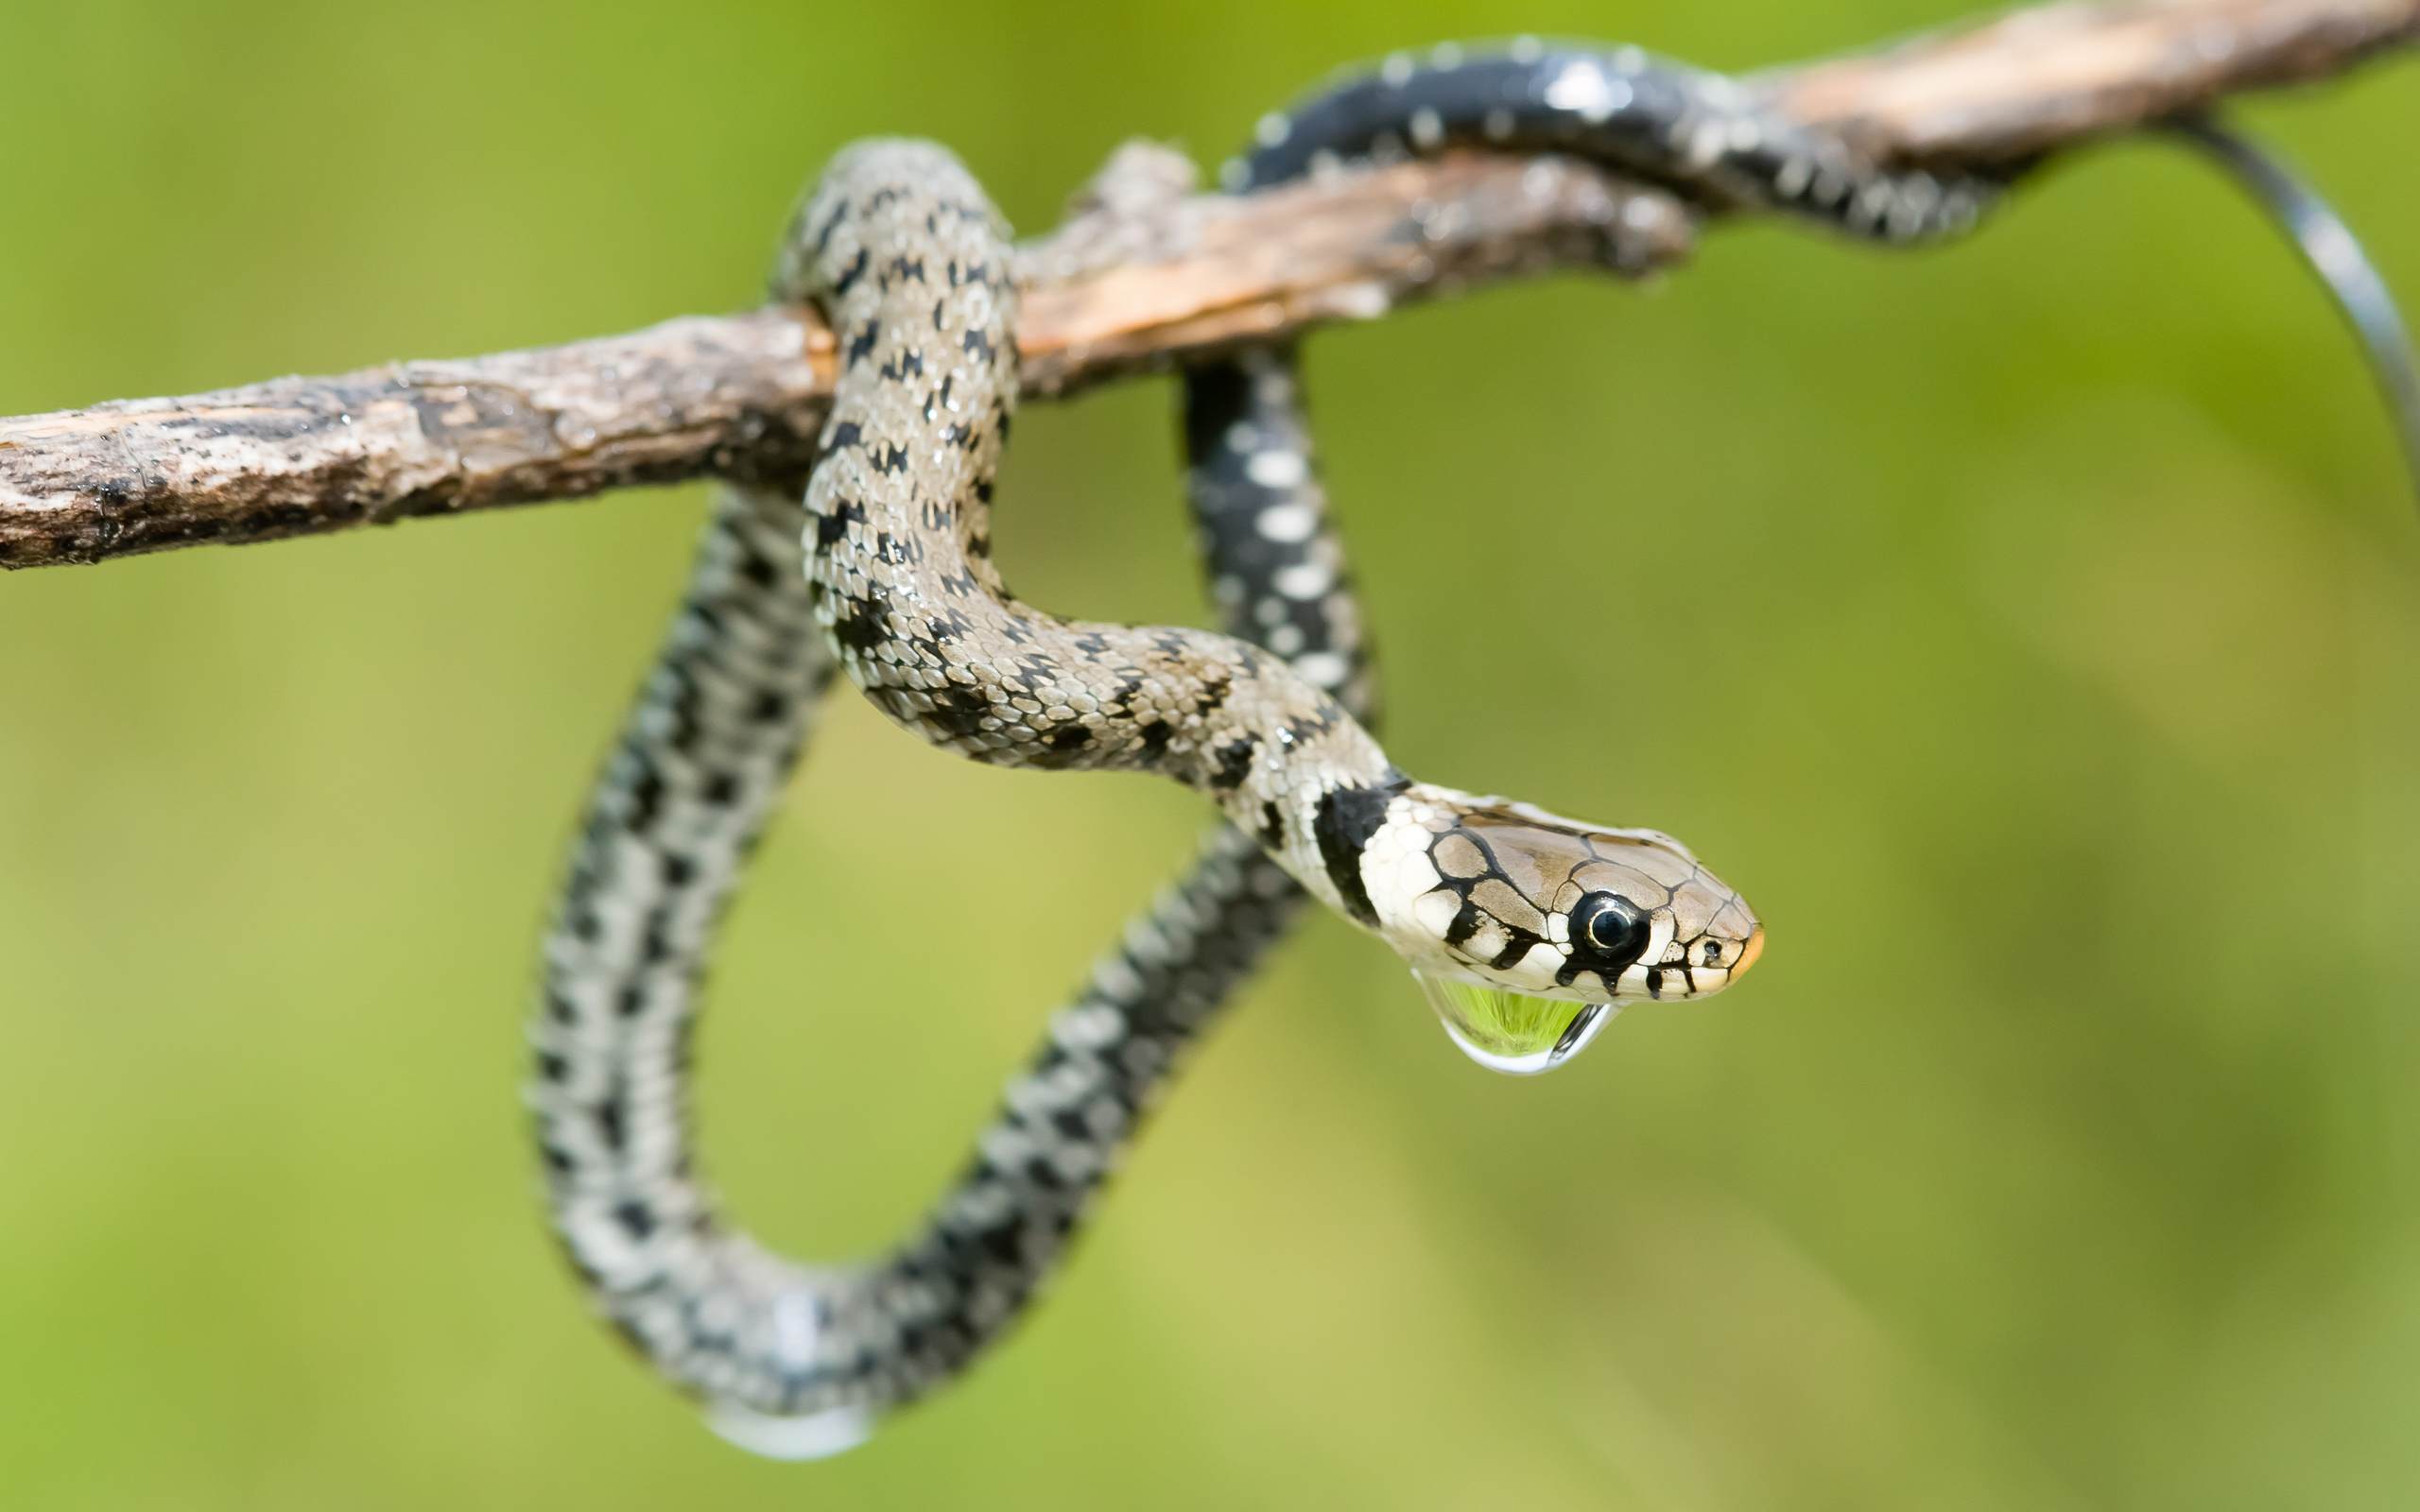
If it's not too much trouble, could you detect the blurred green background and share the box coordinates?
[4,1,2417,1507]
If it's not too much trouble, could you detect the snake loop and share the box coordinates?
[527,180,1390,1455]
[537,35,2297,1452]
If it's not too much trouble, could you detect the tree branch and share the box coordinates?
[3,0,2411,569]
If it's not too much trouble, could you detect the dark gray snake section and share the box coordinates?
[1219,39,1993,236]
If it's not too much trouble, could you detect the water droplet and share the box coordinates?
[1415,971,1615,1075]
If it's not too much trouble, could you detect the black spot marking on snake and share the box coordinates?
[1195,672,1233,717]
[1489,927,1542,971]
[660,852,695,887]
[1315,784,1393,923]
[925,683,994,740]
[1210,736,1257,790]
[832,246,871,296]
[1443,900,1484,948]
[614,1202,656,1241]
[1183,360,1253,461]
[596,1096,627,1152]
[1049,726,1090,751]
[811,198,848,252]
[846,319,881,367]
[626,765,665,833]
[1259,799,1287,850]
[827,602,886,656]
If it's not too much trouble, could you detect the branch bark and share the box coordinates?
[3,0,2411,569]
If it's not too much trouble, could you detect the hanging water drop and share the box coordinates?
[1414,971,1616,1075]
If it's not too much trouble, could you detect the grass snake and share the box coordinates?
[528,39,2416,1459]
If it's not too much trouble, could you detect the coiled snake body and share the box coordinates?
[530,44,2027,1455]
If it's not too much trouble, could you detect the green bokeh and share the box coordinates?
[4,2,2417,1506]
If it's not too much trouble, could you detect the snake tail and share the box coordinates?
[2173,112,2420,501]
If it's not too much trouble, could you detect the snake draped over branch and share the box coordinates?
[527,39,2417,1459]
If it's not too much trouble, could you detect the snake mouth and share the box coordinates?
[1599,920,1763,1003]
[1418,923,1761,1074]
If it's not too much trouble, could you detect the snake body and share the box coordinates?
[529,197,1379,1454]
[529,378,1368,1452]
[527,43,2038,1452]
[1219,38,1989,240]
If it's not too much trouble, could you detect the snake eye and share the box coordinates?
[1571,892,1651,967]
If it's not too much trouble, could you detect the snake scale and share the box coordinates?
[527,40,2419,1457]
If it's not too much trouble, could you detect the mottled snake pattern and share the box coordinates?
[527,202,1384,1454]
[524,41,2231,1455]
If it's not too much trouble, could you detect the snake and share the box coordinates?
[527,40,2420,1459]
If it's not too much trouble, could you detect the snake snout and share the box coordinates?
[1671,912,1762,999]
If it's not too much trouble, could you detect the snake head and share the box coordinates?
[1357,787,1762,1073]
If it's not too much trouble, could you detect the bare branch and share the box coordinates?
[4,0,2411,570]
[0,314,838,566]
[1770,0,2419,165]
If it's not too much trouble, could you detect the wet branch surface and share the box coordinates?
[4,0,2412,569]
